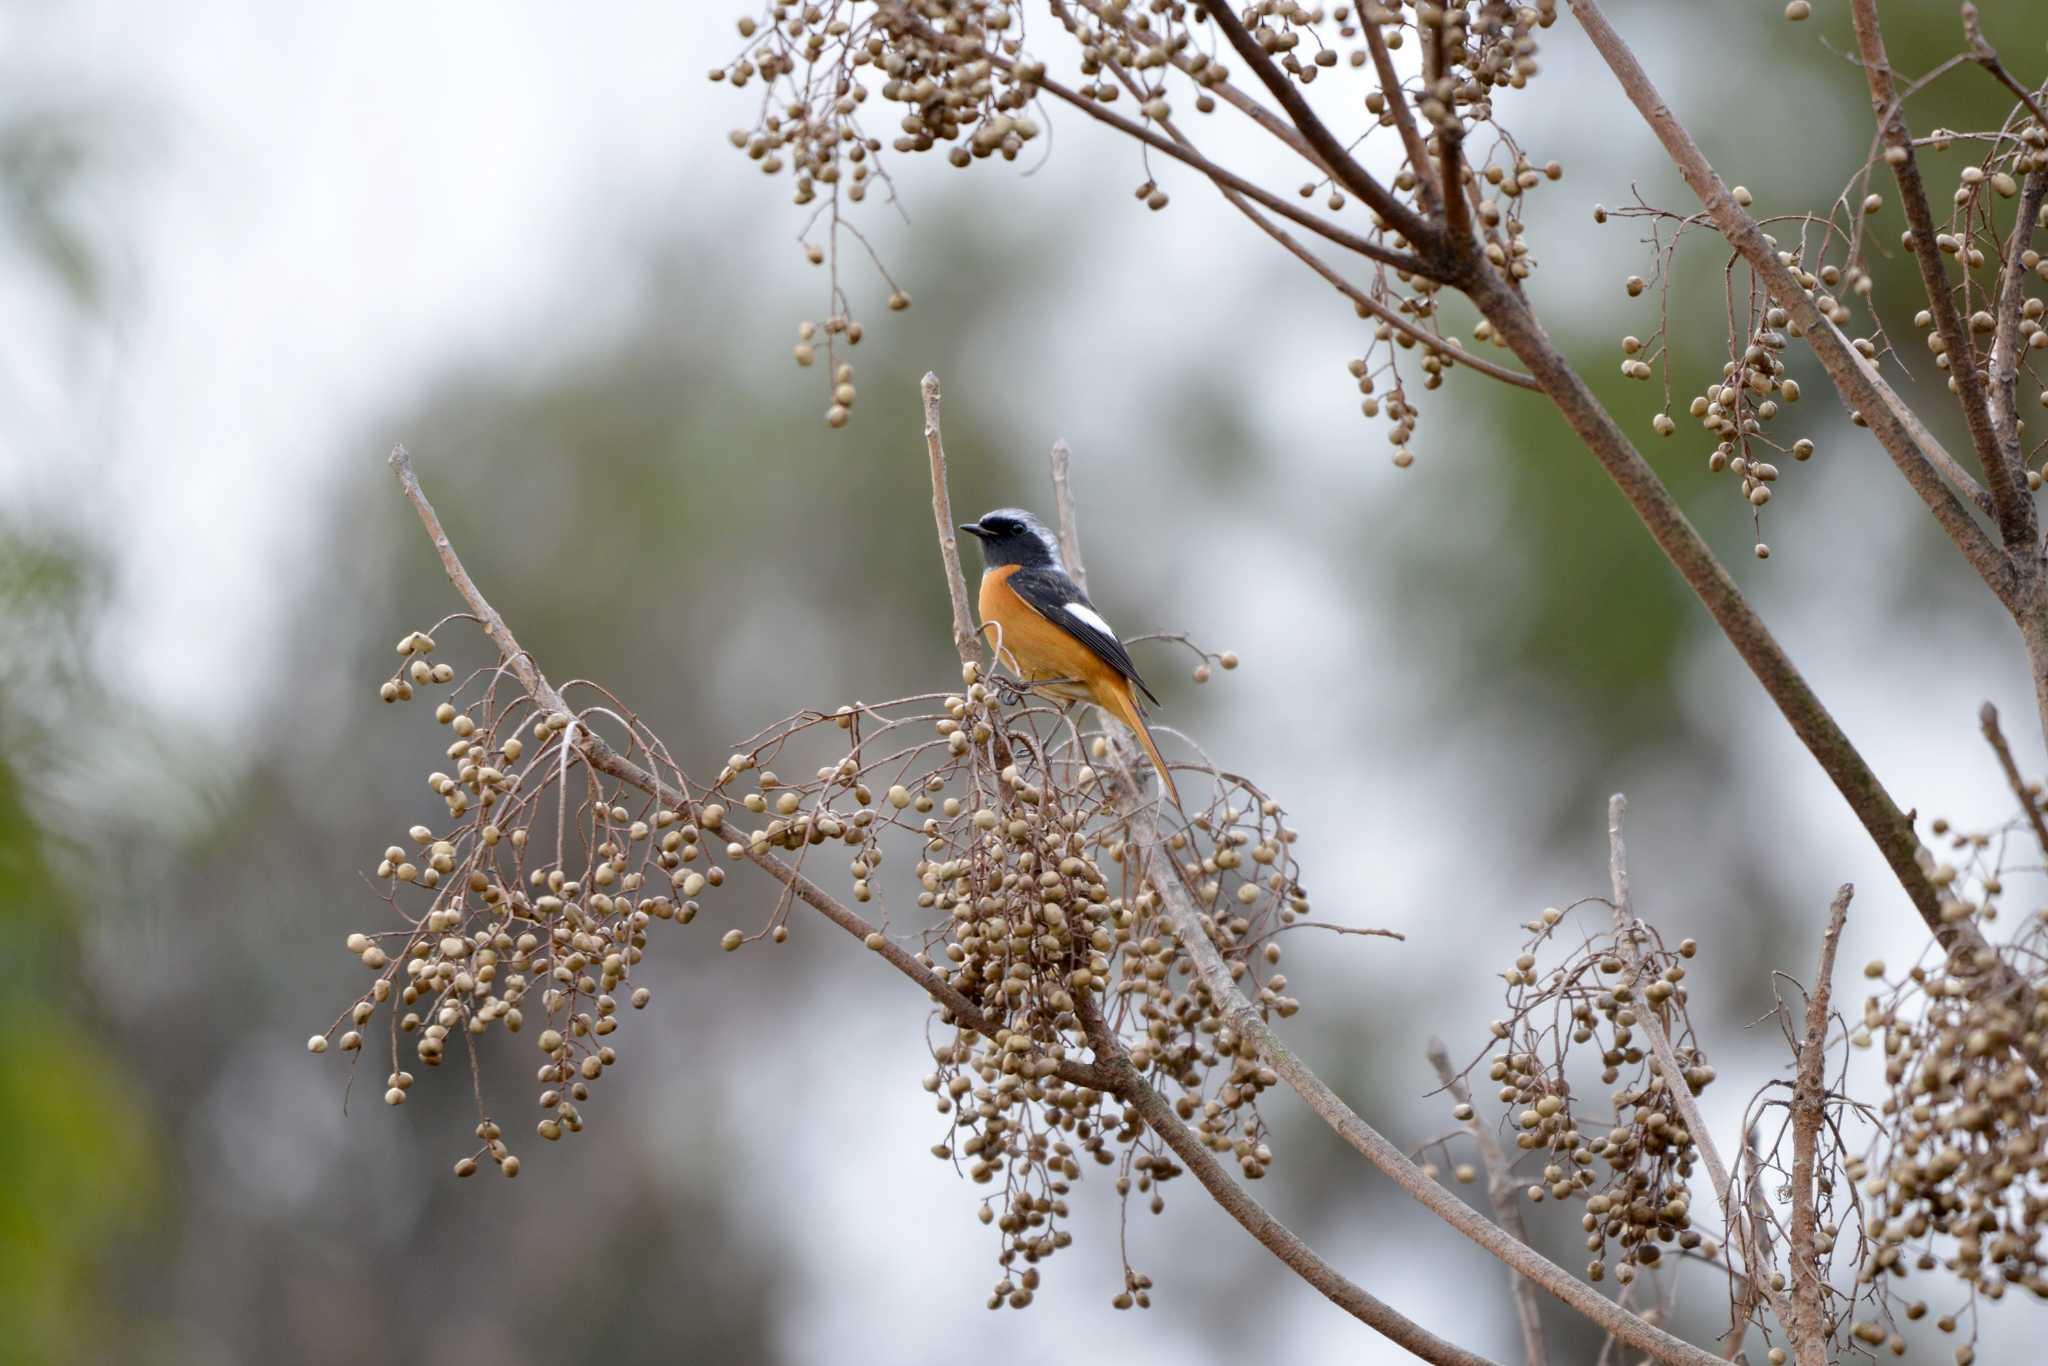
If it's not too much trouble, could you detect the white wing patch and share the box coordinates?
[1064,602,1116,639]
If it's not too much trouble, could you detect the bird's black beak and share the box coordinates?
[958,522,987,539]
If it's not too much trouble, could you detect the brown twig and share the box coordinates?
[1785,885,1853,1366]
[924,373,982,671]
[1086,45,1536,391]
[1427,1036,1547,1366]
[1987,167,2047,492]
[1047,437,1087,595]
[1850,0,2035,552]
[1360,8,1442,222]
[1568,0,2017,605]
[1605,794,1799,1355]
[1194,0,1439,254]
[1980,701,2048,860]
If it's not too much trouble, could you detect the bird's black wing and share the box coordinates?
[1006,566,1160,707]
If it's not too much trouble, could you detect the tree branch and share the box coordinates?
[1786,884,1852,1366]
[1194,0,1441,256]
[924,373,982,670]
[1606,795,1800,1357]
[1568,0,2018,605]
[1458,259,1987,966]
[1428,1036,1548,1366]
[1090,48,1537,391]
[1980,700,2048,860]
[1849,0,2036,551]
[1048,438,1087,595]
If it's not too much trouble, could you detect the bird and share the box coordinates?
[957,506,1181,810]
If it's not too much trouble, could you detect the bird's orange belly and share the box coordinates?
[978,569,1117,703]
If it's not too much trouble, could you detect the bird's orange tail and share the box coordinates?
[1102,681,1182,811]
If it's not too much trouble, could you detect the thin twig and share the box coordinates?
[1427,1036,1548,1366]
[1850,0,2035,551]
[1606,794,1799,1352]
[1980,701,2048,860]
[1048,438,1087,596]
[1786,885,1853,1366]
[1088,44,1537,390]
[924,373,982,671]
[1194,0,1439,253]
[1568,0,2017,603]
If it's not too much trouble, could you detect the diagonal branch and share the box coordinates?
[1849,0,2035,551]
[1980,701,2048,860]
[1569,0,2017,606]
[1458,256,1992,968]
[1194,0,1441,256]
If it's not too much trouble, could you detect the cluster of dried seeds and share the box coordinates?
[713,1,1569,467]
[322,621,1332,1307]
[1451,902,1720,1291]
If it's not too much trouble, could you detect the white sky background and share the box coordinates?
[7,2,2047,1362]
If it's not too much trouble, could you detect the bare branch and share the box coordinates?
[1606,794,1799,1352]
[1360,11,1442,221]
[1427,1037,1548,1366]
[1194,0,1440,255]
[1850,0,2036,551]
[1786,885,1853,1366]
[1980,700,2048,861]
[1568,0,2018,604]
[924,374,982,670]
[1048,438,1087,595]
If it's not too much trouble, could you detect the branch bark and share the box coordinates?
[1785,885,1852,1366]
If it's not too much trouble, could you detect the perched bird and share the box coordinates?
[958,507,1181,810]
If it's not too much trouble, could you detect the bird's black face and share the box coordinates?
[959,508,1060,571]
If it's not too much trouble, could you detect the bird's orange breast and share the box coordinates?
[977,565,1123,702]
